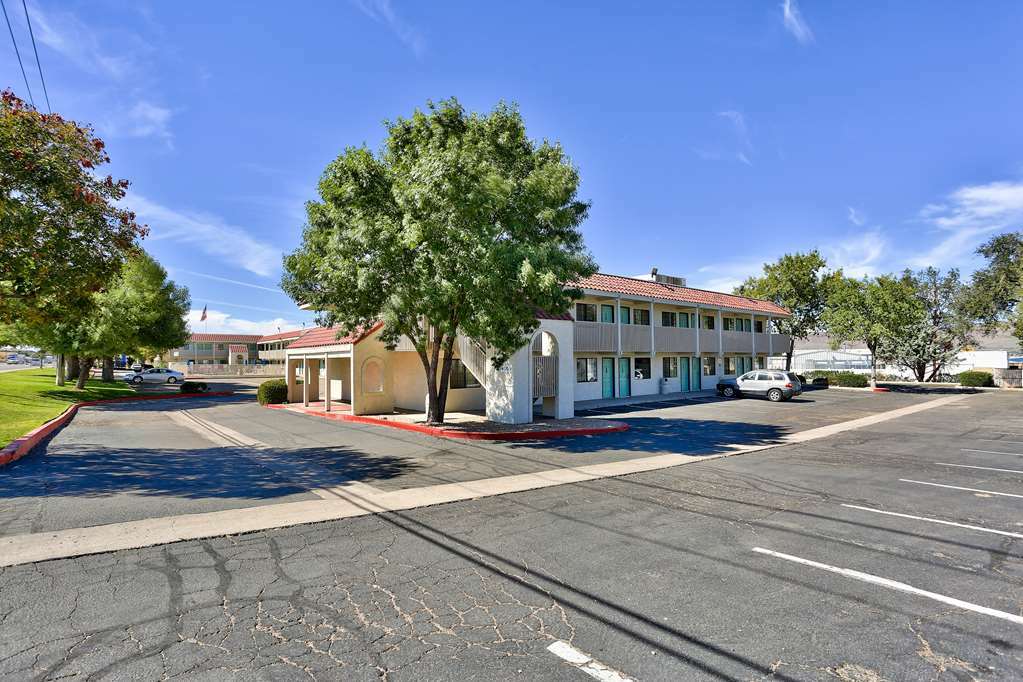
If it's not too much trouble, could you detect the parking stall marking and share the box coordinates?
[841,504,1023,539]
[979,439,1023,446]
[962,448,1023,457]
[752,547,1023,625]
[937,462,1023,475]
[899,479,1023,499]
[546,641,635,682]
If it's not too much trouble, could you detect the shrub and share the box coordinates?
[180,381,208,393]
[805,371,869,388]
[257,378,288,405]
[958,370,994,387]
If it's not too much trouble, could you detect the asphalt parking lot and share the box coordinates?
[1,387,944,535]
[0,389,1020,680]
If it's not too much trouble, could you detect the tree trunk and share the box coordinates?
[868,342,877,388]
[434,334,457,424]
[67,355,81,381]
[101,356,114,382]
[785,338,794,371]
[76,357,94,390]
[913,361,926,382]
[55,353,65,386]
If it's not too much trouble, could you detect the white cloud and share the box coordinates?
[186,308,303,335]
[781,0,814,45]
[906,180,1023,269]
[710,110,755,166]
[847,206,865,226]
[824,228,886,279]
[28,3,135,79]
[125,101,172,140]
[691,260,767,293]
[175,270,283,294]
[352,0,425,58]
[127,193,281,277]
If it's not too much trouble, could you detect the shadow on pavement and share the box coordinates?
[508,416,788,456]
[0,444,418,500]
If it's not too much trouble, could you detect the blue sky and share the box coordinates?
[4,1,1023,333]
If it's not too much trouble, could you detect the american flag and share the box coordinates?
[200,305,207,322]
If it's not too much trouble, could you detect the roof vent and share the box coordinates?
[635,268,687,287]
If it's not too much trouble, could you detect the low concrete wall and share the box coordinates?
[170,363,283,377]
[994,368,1022,388]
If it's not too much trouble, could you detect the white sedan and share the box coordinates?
[124,367,185,385]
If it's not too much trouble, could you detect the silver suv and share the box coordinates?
[717,371,802,402]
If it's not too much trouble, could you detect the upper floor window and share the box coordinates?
[576,304,597,323]
[723,317,737,331]
[217,343,225,351]
[677,313,692,328]
[620,306,631,325]
[575,303,597,322]
[701,315,715,330]
[633,308,650,325]
[661,311,677,327]
[600,304,615,323]
[754,320,764,333]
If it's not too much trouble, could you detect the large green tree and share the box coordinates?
[0,89,145,326]
[283,99,596,423]
[735,250,835,370]
[823,274,924,386]
[963,231,1023,346]
[888,267,973,381]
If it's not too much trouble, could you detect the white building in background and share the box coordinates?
[282,270,792,424]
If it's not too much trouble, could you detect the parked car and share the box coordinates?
[124,367,185,385]
[130,363,154,372]
[717,371,802,402]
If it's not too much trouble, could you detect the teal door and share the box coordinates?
[601,358,615,398]
[600,305,615,323]
[680,357,690,391]
[617,357,631,397]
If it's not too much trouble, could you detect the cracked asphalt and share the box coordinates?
[1,389,1022,680]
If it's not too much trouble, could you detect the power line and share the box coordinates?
[20,0,48,113]
[0,0,34,107]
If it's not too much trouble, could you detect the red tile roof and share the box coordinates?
[535,308,574,321]
[257,329,305,343]
[189,333,261,343]
[227,344,249,352]
[287,322,384,350]
[574,273,790,316]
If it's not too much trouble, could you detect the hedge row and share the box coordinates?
[258,378,289,405]
[802,371,870,388]
[958,370,994,387]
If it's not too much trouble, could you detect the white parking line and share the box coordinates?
[547,641,635,682]
[937,462,1023,475]
[752,547,1023,625]
[841,504,1023,539]
[962,448,1023,457]
[899,479,1023,499]
[979,439,1023,446]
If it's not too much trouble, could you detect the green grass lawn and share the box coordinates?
[0,368,135,445]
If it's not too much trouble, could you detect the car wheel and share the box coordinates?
[167,376,177,384]
[132,376,143,385]
[722,386,736,398]
[767,388,783,402]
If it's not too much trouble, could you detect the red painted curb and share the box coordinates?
[0,390,235,468]
[264,404,629,441]
[871,387,892,392]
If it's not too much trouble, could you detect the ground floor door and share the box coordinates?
[680,357,690,391]
[601,358,615,398]
[617,357,631,397]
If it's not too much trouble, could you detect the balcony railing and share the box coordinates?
[654,327,697,353]
[721,331,753,353]
[753,332,770,352]
[770,334,793,353]
[574,321,618,353]
[698,329,719,353]
[620,324,652,353]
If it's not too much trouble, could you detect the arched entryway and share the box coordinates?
[531,330,559,418]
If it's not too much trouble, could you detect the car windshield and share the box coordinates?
[785,372,800,382]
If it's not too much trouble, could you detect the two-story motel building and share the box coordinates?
[280,270,791,425]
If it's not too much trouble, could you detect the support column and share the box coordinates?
[615,296,623,398]
[324,354,331,412]
[302,356,309,406]
[286,357,297,402]
[717,309,724,375]
[750,314,756,372]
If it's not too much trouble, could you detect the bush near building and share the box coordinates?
[958,370,994,387]
[804,371,870,388]
[257,378,288,405]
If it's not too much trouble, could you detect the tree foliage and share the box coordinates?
[887,267,973,381]
[823,274,924,386]
[734,250,835,369]
[282,98,596,423]
[0,89,145,326]
[963,231,1023,346]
